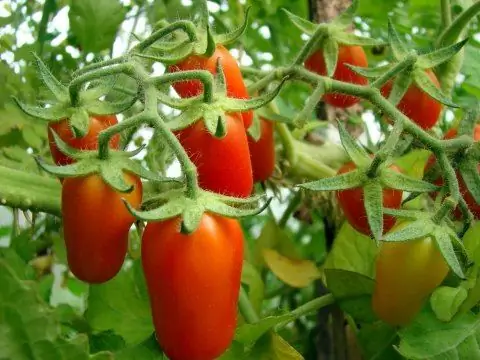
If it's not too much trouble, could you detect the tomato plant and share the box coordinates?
[175,113,253,197]
[336,161,403,236]
[248,117,275,182]
[380,69,442,130]
[142,213,243,360]
[305,45,368,108]
[62,172,142,283]
[48,115,120,165]
[168,44,253,129]
[372,223,450,326]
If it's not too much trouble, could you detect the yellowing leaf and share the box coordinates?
[262,248,321,288]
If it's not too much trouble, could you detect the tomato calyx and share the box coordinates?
[125,187,270,234]
[37,130,174,193]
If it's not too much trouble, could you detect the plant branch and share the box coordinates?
[239,286,260,323]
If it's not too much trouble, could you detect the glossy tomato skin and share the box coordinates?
[305,45,368,108]
[248,117,275,182]
[62,173,142,283]
[48,114,120,165]
[381,69,442,130]
[175,113,253,197]
[372,223,449,326]
[425,125,480,219]
[168,45,252,129]
[336,161,403,236]
[142,213,244,360]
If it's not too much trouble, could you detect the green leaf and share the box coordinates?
[85,260,153,346]
[299,169,363,191]
[382,220,434,242]
[414,68,459,108]
[282,9,317,35]
[363,180,383,240]
[69,0,127,53]
[248,332,303,360]
[115,335,164,360]
[437,1,480,46]
[434,229,465,279]
[235,314,293,347]
[33,53,68,100]
[214,6,251,45]
[430,286,468,322]
[22,126,44,149]
[323,37,338,78]
[380,168,438,192]
[387,69,412,107]
[357,323,401,360]
[417,38,469,69]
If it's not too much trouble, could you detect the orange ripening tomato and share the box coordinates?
[142,213,244,360]
[305,45,368,108]
[175,113,253,197]
[372,223,449,326]
[336,161,403,236]
[168,45,253,129]
[62,172,142,284]
[424,125,480,219]
[248,117,275,182]
[381,69,442,130]
[48,114,120,165]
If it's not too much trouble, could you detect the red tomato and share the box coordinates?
[381,69,442,130]
[175,113,253,197]
[142,213,244,360]
[425,125,480,219]
[168,45,253,129]
[372,222,449,326]
[62,172,142,283]
[248,117,275,182]
[48,114,120,165]
[305,45,368,108]
[336,161,403,236]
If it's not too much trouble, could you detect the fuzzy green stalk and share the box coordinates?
[239,286,260,323]
[370,54,416,88]
[293,24,328,65]
[72,56,128,78]
[134,20,197,53]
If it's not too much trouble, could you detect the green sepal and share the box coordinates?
[13,97,67,121]
[181,205,205,234]
[380,168,439,192]
[100,161,133,193]
[337,121,370,167]
[434,228,465,279]
[437,1,480,46]
[138,43,195,64]
[81,75,120,101]
[84,96,138,116]
[158,91,196,110]
[247,113,262,142]
[125,196,184,221]
[413,69,458,108]
[457,106,479,137]
[299,169,364,191]
[382,219,434,242]
[345,64,392,78]
[417,38,469,69]
[363,180,384,240]
[282,9,318,35]
[214,57,228,96]
[334,32,385,47]
[323,37,338,78]
[332,0,358,27]
[293,83,325,128]
[206,197,272,218]
[214,6,251,45]
[387,69,412,107]
[388,19,409,61]
[459,160,480,204]
[69,107,90,137]
[33,53,68,101]
[383,208,424,220]
[48,130,84,159]
[204,111,227,138]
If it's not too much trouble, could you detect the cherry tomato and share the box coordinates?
[381,69,442,130]
[175,113,253,197]
[248,117,275,182]
[48,114,120,165]
[142,213,244,360]
[425,125,480,219]
[336,161,403,236]
[372,222,449,326]
[305,45,368,108]
[168,45,253,129]
[62,172,142,283]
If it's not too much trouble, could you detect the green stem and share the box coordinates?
[134,20,197,53]
[153,70,215,104]
[367,120,404,177]
[12,209,20,238]
[442,136,474,152]
[275,294,335,331]
[276,123,297,166]
[293,24,327,65]
[239,286,260,323]
[279,191,302,228]
[370,55,416,88]
[441,0,452,29]
[72,56,127,78]
[437,1,480,46]
[432,153,460,223]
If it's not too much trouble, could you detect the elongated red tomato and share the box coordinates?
[372,223,449,326]
[381,69,442,130]
[336,161,403,236]
[62,172,142,283]
[142,213,244,360]
[248,117,275,182]
[168,45,253,129]
[175,113,253,197]
[425,125,480,219]
[48,114,120,165]
[305,45,368,108]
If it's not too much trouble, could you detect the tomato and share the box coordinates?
[175,113,253,197]
[62,172,142,283]
[168,45,253,129]
[142,213,244,360]
[248,117,275,182]
[425,125,480,219]
[336,161,403,236]
[380,69,442,130]
[48,114,120,165]
[305,45,368,108]
[372,223,449,326]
